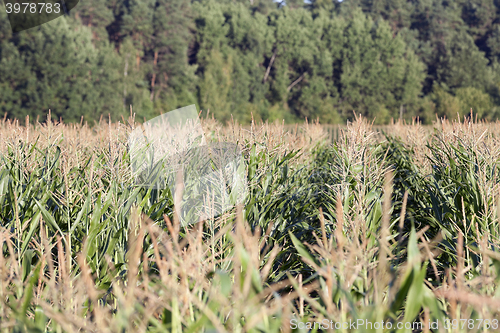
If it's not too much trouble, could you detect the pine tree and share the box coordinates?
[193,1,273,123]
[437,29,493,92]
[267,6,334,120]
[456,0,497,55]
[117,0,155,50]
[0,17,123,122]
[150,0,197,111]
[70,0,115,46]
[337,10,425,122]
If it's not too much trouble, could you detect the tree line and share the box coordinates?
[1,0,500,124]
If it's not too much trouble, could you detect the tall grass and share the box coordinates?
[0,114,499,332]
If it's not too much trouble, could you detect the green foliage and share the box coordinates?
[456,86,497,119]
[0,17,123,122]
[194,0,274,123]
[336,10,425,122]
[3,0,500,123]
[430,85,499,120]
[430,85,464,120]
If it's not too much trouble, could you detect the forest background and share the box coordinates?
[1,0,500,125]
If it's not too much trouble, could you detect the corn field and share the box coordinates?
[0,114,500,332]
